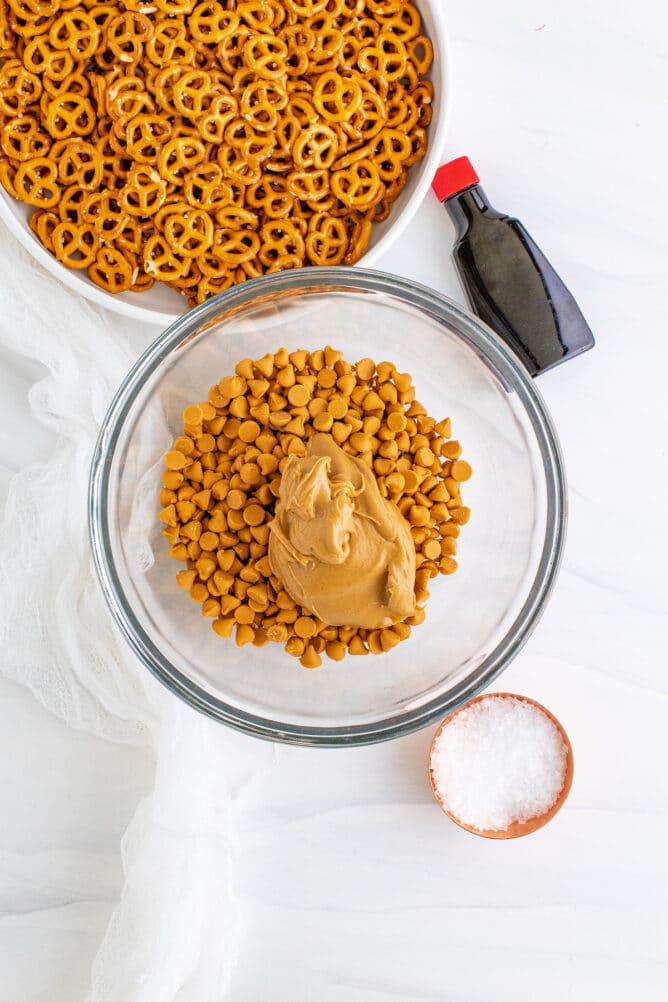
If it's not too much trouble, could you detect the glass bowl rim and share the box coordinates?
[88,267,567,747]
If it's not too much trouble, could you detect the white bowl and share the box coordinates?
[0,3,450,327]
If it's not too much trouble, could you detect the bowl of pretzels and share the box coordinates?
[0,0,450,325]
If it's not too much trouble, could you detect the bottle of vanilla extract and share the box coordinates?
[432,157,595,376]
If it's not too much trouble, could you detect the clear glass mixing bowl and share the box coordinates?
[89,269,566,746]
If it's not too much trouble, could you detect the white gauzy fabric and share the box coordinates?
[0,223,275,1000]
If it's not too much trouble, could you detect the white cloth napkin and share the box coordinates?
[0,222,275,1000]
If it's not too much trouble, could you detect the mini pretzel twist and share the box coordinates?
[29,207,59,249]
[1,115,51,161]
[57,138,103,189]
[331,158,382,209]
[52,219,98,268]
[23,37,75,80]
[48,11,100,60]
[0,60,43,116]
[15,156,60,208]
[89,245,135,293]
[104,11,154,66]
[120,162,167,215]
[145,18,195,67]
[45,93,95,139]
[305,211,349,265]
[242,34,288,80]
[162,203,215,257]
[293,123,339,171]
[313,70,363,122]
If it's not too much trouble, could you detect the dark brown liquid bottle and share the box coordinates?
[432,157,595,376]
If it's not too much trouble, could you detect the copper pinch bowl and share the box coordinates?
[428,692,574,839]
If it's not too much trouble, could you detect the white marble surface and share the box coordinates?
[1,0,668,998]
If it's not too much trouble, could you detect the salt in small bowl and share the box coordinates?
[428,692,574,839]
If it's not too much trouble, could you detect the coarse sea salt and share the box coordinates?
[431,696,568,832]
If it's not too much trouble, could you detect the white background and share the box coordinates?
[1,0,668,998]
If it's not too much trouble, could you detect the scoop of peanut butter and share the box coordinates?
[268,434,417,629]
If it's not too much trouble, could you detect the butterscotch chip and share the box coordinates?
[440,557,459,574]
[287,384,310,407]
[313,412,334,432]
[243,504,265,527]
[423,540,442,561]
[300,645,322,669]
[165,450,187,471]
[294,616,317,639]
[337,374,357,397]
[239,420,261,443]
[318,368,337,389]
[236,624,255,646]
[176,570,196,590]
[227,489,247,510]
[451,460,473,482]
[325,641,347,662]
[212,618,235,639]
[183,405,203,425]
[356,358,376,381]
[199,532,219,551]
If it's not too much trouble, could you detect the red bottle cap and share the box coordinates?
[432,157,480,203]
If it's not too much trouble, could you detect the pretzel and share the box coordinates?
[371,127,412,182]
[305,211,348,265]
[196,91,238,143]
[172,68,214,117]
[243,33,288,80]
[82,190,128,240]
[104,11,153,65]
[14,156,59,207]
[1,115,51,161]
[29,207,59,249]
[183,162,231,211]
[89,245,134,293]
[52,219,98,268]
[7,0,58,18]
[143,232,189,281]
[287,167,330,203]
[0,0,434,299]
[358,33,408,83]
[45,93,95,139]
[240,78,287,133]
[313,71,363,122]
[305,15,344,75]
[120,162,167,215]
[246,176,294,218]
[57,138,103,189]
[162,204,214,257]
[238,0,278,33]
[57,182,87,223]
[23,38,74,80]
[48,11,100,60]
[344,216,372,264]
[278,24,314,77]
[158,135,206,182]
[213,226,262,267]
[189,2,238,44]
[145,18,195,67]
[331,158,382,209]
[0,60,42,116]
[293,123,340,171]
[116,217,153,259]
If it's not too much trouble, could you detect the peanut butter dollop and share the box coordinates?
[268,434,417,629]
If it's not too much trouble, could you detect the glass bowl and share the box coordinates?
[89,268,566,746]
